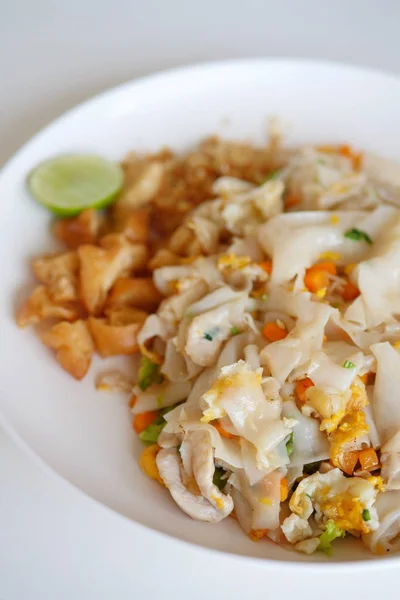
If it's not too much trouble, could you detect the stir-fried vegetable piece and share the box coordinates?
[138,356,163,391]
[344,228,372,244]
[318,520,346,555]
[285,432,294,456]
[343,360,356,369]
[263,321,287,342]
[213,466,228,492]
[295,377,314,404]
[138,407,175,444]
[133,411,158,434]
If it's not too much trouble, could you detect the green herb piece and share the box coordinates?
[213,466,227,492]
[318,520,346,556]
[138,356,162,391]
[230,326,239,336]
[285,432,294,456]
[306,494,312,500]
[261,294,268,302]
[362,509,371,521]
[343,360,356,369]
[304,461,321,475]
[344,228,372,244]
[138,406,175,445]
[262,169,281,183]
[203,326,220,342]
[139,422,165,445]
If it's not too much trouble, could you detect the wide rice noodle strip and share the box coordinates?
[258,211,367,285]
[261,299,333,384]
[185,296,249,367]
[229,470,282,530]
[363,491,400,553]
[282,400,330,467]
[132,381,191,413]
[345,207,400,329]
[200,361,293,469]
[370,342,400,444]
[162,339,203,382]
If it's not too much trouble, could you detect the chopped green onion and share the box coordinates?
[343,360,356,369]
[203,326,220,341]
[285,432,294,456]
[344,228,372,244]
[231,326,239,336]
[213,466,228,492]
[138,356,163,391]
[318,520,346,556]
[362,509,371,521]
[262,169,281,183]
[306,493,312,500]
[139,422,165,445]
[139,405,175,445]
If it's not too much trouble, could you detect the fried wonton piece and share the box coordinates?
[53,209,103,249]
[78,243,148,315]
[106,277,162,312]
[32,251,79,303]
[112,207,150,244]
[17,286,79,327]
[147,248,180,270]
[117,161,165,209]
[41,320,94,380]
[88,317,142,357]
[104,305,148,327]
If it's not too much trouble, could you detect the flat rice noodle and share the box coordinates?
[282,400,330,467]
[370,342,400,444]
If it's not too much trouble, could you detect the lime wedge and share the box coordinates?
[28,154,124,216]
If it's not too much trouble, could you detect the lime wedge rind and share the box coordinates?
[27,154,124,217]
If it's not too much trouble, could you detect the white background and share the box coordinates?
[1,1,400,598]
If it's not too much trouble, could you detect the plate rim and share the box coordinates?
[1,57,400,569]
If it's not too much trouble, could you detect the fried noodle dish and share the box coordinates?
[17,135,400,556]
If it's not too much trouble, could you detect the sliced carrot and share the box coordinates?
[359,448,380,472]
[295,377,314,404]
[213,420,237,440]
[304,269,329,293]
[341,280,360,302]
[360,373,368,386]
[259,259,273,275]
[340,450,359,475]
[317,144,362,171]
[262,322,287,342]
[133,410,158,434]
[338,145,363,170]
[285,193,301,208]
[304,261,337,293]
[129,394,137,408]
[280,477,288,502]
[314,261,337,276]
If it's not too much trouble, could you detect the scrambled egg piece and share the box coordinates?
[139,444,164,486]
[329,410,369,471]
[287,469,380,538]
[217,253,252,270]
[200,361,262,423]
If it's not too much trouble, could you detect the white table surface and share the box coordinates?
[1,1,400,597]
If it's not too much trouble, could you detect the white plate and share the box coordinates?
[1,59,400,567]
